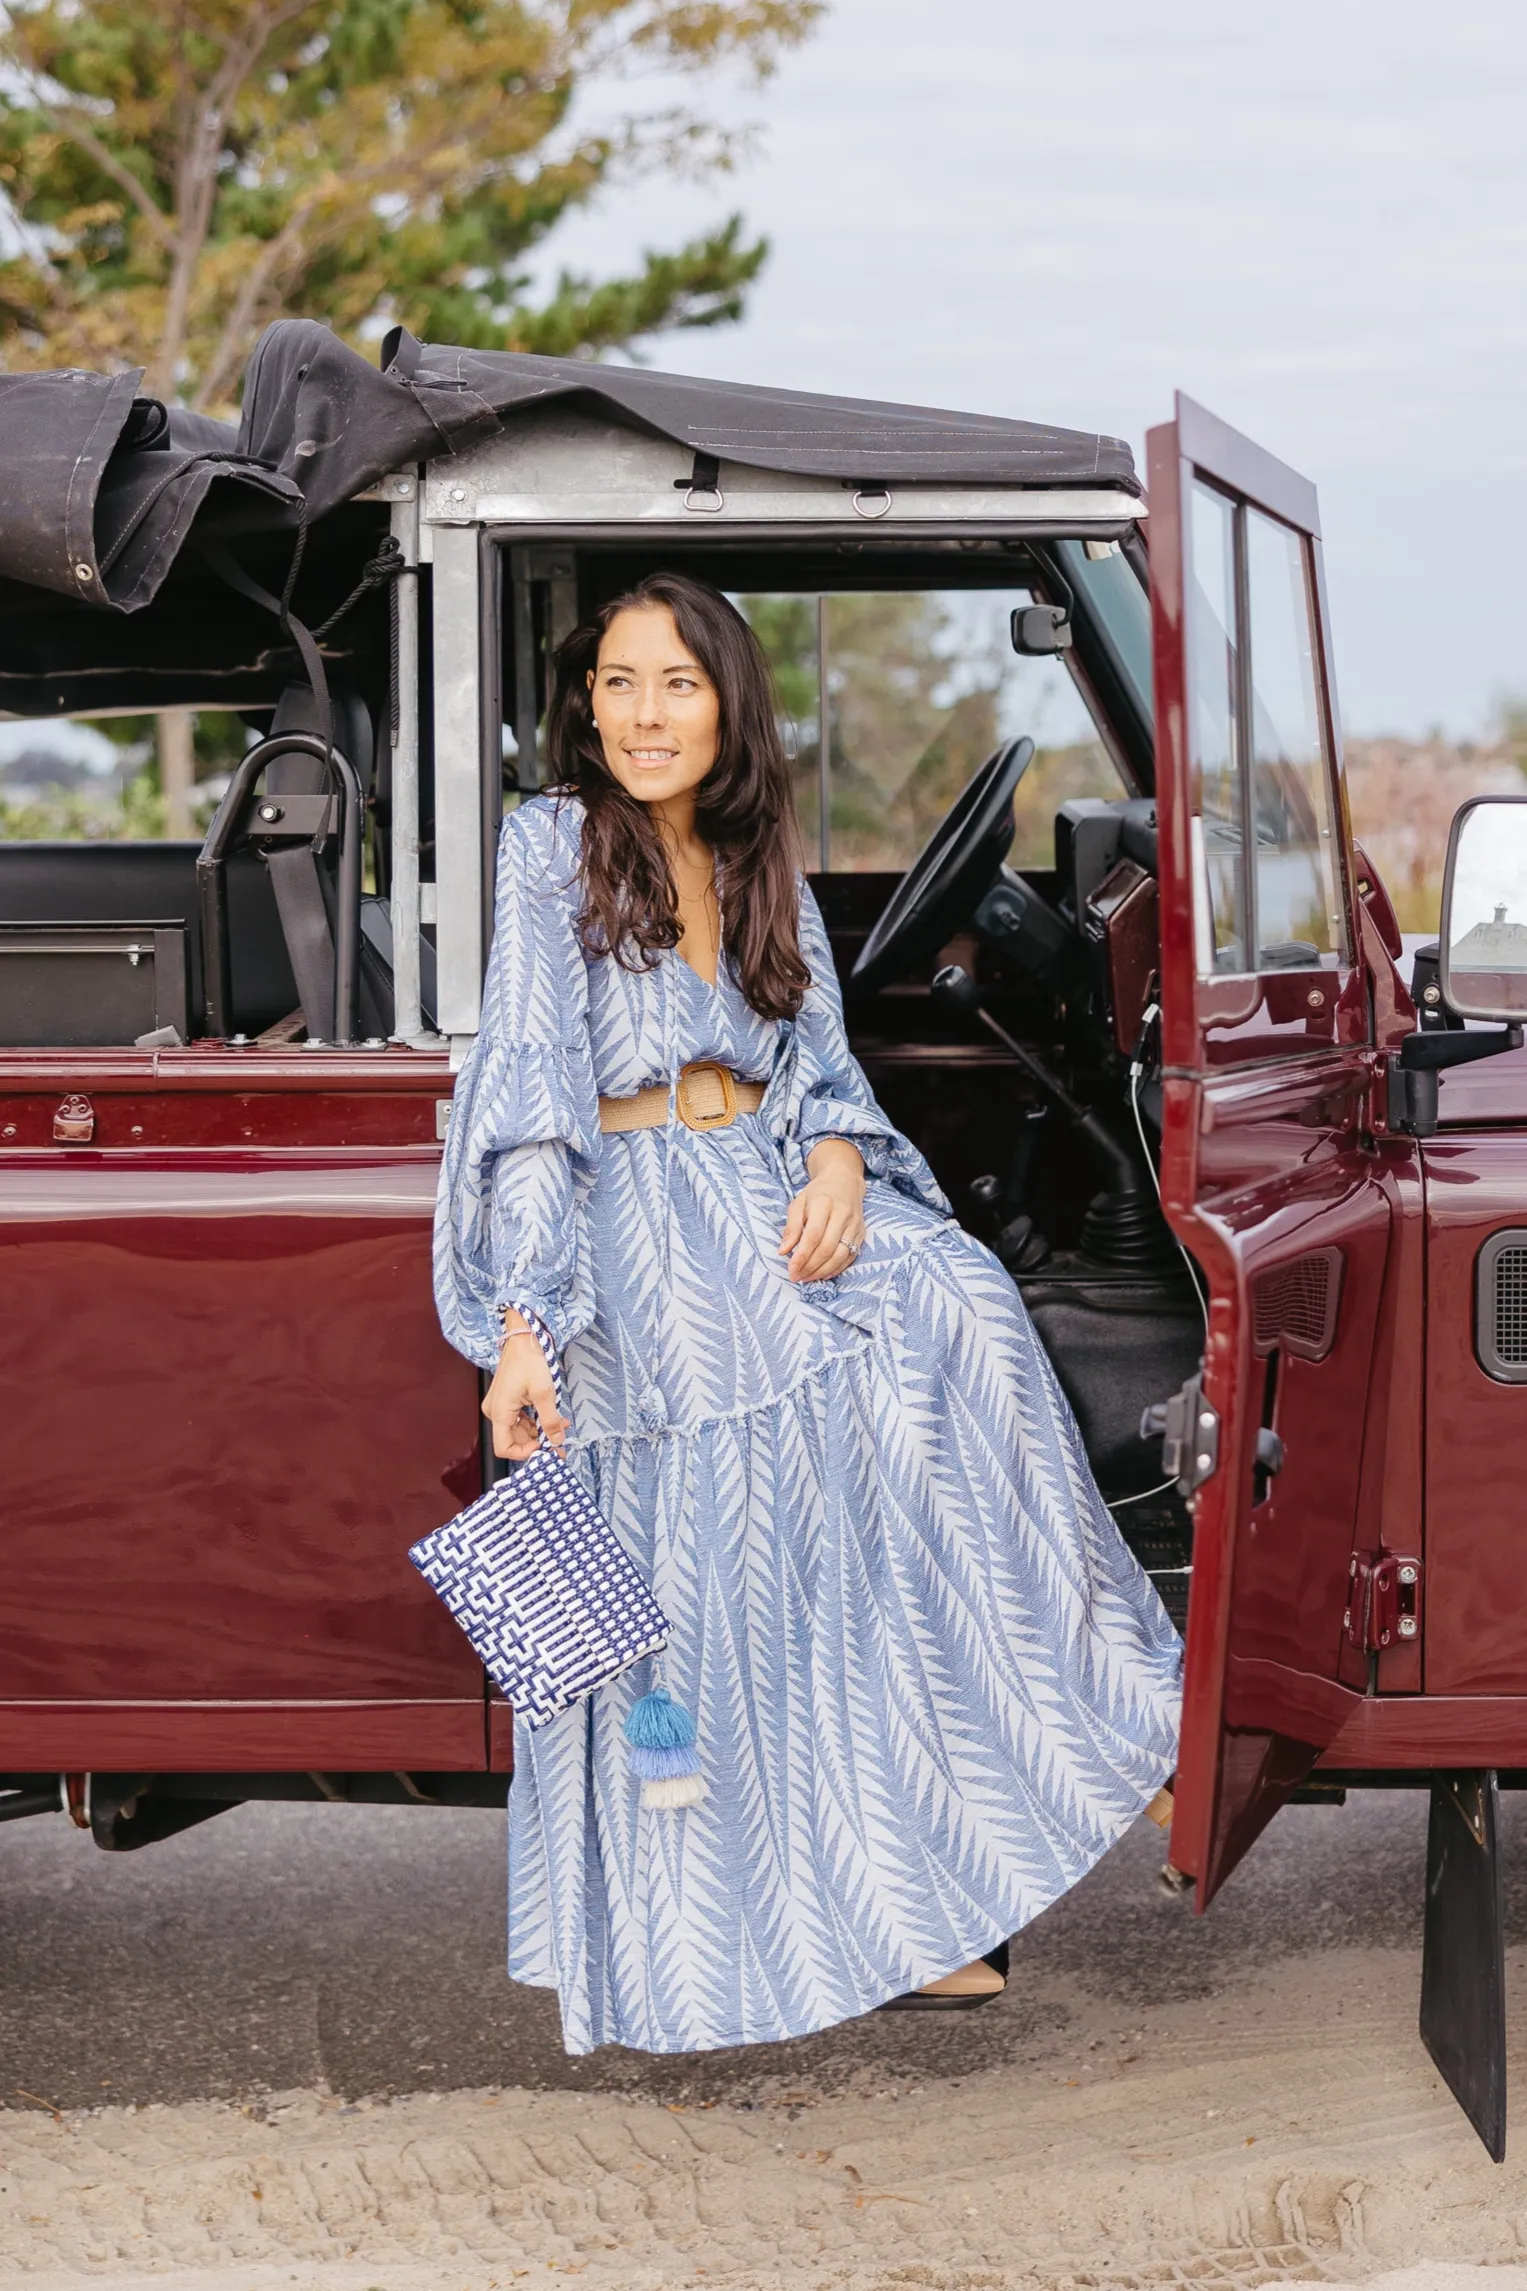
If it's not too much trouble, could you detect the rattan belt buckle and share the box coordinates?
[675,1059,738,1131]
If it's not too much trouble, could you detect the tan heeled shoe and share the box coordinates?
[916,1958,1006,1999]
[879,1942,1009,2011]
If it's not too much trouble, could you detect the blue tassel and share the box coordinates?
[623,1688,696,1753]
[629,1741,701,1781]
[624,1688,706,1809]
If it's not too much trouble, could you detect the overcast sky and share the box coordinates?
[539,0,1526,740]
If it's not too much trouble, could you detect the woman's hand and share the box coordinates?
[779,1139,867,1282]
[481,1312,568,1460]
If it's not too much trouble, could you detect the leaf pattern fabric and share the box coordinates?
[435,795,1181,2055]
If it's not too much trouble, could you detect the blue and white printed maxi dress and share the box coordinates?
[434,794,1181,2056]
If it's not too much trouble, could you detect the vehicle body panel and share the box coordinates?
[1432,1044,1527,1124]
[0,1047,486,1769]
[1420,1134,1527,1696]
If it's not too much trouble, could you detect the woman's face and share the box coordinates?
[587,604,720,810]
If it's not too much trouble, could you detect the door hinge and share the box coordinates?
[1343,1550,1423,1655]
[1140,1372,1220,1496]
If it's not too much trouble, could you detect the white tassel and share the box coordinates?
[641,1772,708,1810]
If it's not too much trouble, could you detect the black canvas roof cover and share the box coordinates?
[0,318,1139,618]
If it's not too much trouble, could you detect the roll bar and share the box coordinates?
[195,729,364,1044]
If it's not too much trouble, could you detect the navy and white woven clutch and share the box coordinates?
[409,1355,668,1730]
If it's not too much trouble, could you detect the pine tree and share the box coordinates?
[0,0,818,410]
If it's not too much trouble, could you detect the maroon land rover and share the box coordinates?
[4,325,1525,2154]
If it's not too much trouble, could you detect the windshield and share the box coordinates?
[493,539,1152,870]
[736,585,1124,873]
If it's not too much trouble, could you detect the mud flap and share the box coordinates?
[1420,1769,1506,2161]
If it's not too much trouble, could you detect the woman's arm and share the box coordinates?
[433,804,601,1382]
[779,882,950,1221]
[779,1136,867,1283]
[481,1307,568,1460]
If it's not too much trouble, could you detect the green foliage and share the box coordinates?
[1007,742,1120,869]
[0,791,118,839]
[822,594,992,866]
[0,773,165,837]
[739,587,1121,871]
[120,761,168,838]
[0,0,820,409]
[735,590,821,842]
[0,710,249,840]
[738,593,817,724]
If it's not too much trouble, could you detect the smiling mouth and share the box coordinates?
[625,747,679,767]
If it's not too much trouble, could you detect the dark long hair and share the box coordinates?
[544,572,810,1021]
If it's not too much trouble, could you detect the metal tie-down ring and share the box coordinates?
[677,450,725,514]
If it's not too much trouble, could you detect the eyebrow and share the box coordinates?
[598,659,705,676]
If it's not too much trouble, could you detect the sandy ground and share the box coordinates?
[8,1941,1527,2291]
[10,1794,1527,2289]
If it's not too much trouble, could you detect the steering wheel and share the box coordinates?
[849,736,1035,998]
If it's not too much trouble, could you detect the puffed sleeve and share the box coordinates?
[783,880,951,1216]
[432,801,601,1369]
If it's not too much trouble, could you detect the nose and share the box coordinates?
[634,676,668,727]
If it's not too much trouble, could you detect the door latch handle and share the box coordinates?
[52,1093,94,1143]
[1141,1373,1220,1496]
[1255,1427,1285,1476]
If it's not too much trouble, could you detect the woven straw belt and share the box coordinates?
[599,1059,766,1135]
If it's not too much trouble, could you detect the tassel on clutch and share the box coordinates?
[624,1687,707,1808]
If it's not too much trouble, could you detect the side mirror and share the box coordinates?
[1011,603,1072,656]
[1441,796,1527,1022]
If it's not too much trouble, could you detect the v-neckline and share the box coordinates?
[674,947,724,997]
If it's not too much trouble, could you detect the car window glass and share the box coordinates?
[1188,480,1247,973]
[736,588,1123,873]
[1245,507,1345,967]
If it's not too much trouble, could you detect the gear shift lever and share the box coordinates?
[932,965,1173,1271]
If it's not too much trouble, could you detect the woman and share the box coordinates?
[434,572,1180,2057]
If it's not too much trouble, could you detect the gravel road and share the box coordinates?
[7,1789,1527,2288]
[0,1782,1445,2110]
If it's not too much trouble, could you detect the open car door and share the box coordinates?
[1146,396,1400,1907]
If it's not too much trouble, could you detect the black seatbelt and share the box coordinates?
[201,528,398,1043]
[263,844,337,1040]
[201,528,334,742]
[201,535,343,1035]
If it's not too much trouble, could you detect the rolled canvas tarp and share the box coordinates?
[0,319,1140,621]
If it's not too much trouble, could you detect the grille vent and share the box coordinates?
[1476,1230,1527,1383]
[1251,1246,1343,1362]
